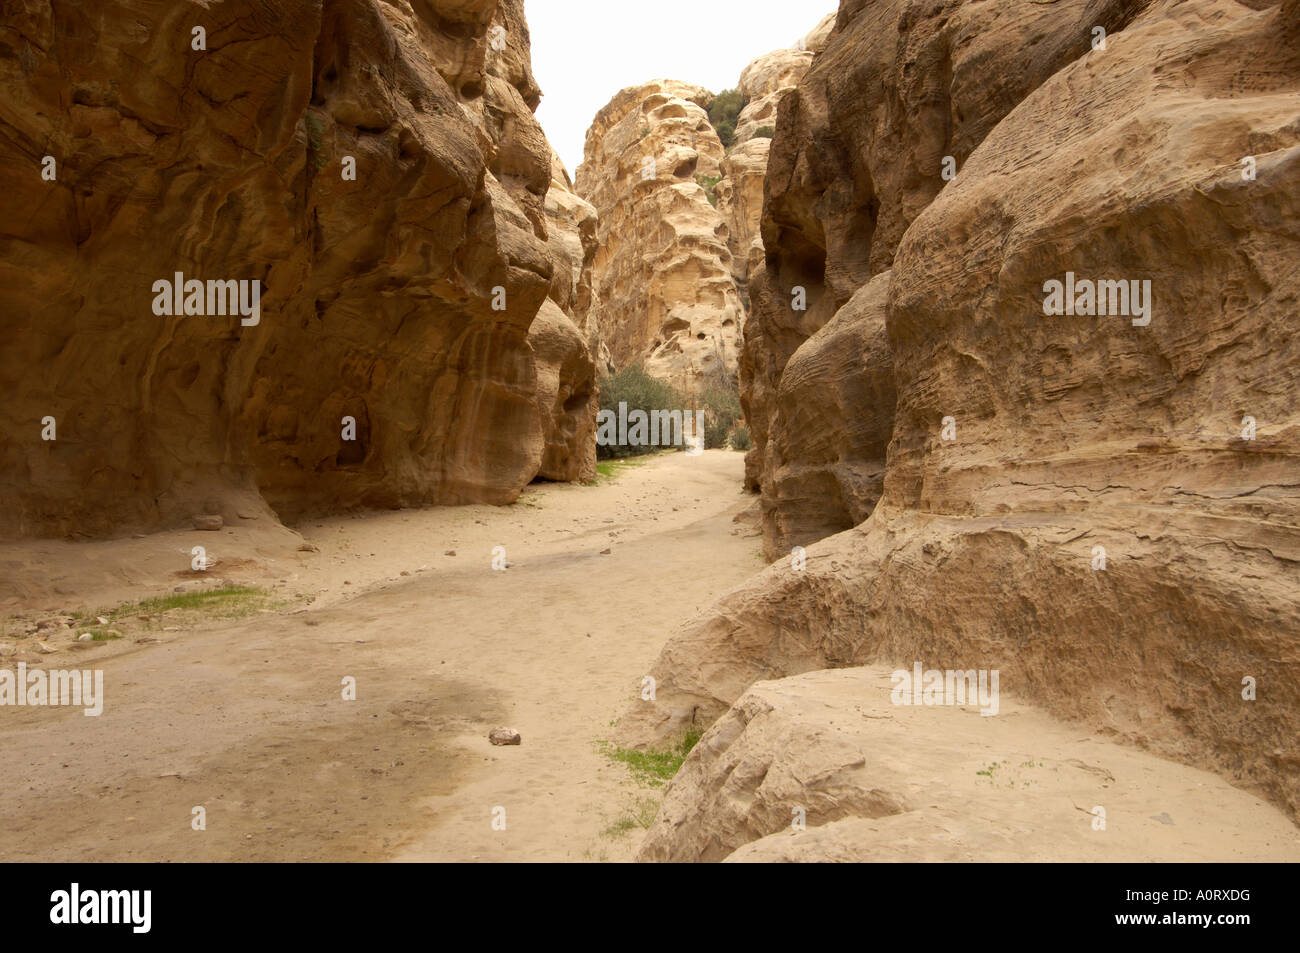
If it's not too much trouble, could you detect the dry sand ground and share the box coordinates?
[0,451,764,862]
[0,450,1296,862]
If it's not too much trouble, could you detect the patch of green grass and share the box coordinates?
[71,585,281,633]
[599,727,704,787]
[134,585,268,614]
[601,797,661,838]
[977,759,1041,789]
[589,454,666,483]
[595,458,637,479]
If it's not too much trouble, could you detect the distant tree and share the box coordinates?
[707,89,746,148]
[597,366,687,459]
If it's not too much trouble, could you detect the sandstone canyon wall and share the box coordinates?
[628,0,1300,856]
[0,0,596,538]
[716,14,834,304]
[576,80,743,393]
[576,19,834,395]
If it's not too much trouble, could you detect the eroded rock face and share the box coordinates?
[715,139,768,294]
[638,669,1300,862]
[576,80,742,391]
[716,16,833,326]
[732,13,833,146]
[742,0,1151,547]
[529,299,596,483]
[630,0,1300,830]
[760,272,894,558]
[544,150,609,374]
[0,0,596,536]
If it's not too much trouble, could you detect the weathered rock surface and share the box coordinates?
[717,16,834,319]
[0,0,596,537]
[637,669,1300,862]
[576,80,742,391]
[715,138,768,294]
[759,272,894,558]
[533,151,600,482]
[574,16,832,392]
[544,151,607,372]
[742,0,1152,541]
[630,0,1300,837]
[732,13,833,146]
[529,299,596,483]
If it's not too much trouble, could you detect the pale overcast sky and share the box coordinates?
[526,0,837,174]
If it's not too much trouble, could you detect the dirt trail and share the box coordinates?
[0,451,765,861]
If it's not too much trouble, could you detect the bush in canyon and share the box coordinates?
[696,383,743,450]
[596,366,687,460]
[706,88,746,147]
[695,173,722,207]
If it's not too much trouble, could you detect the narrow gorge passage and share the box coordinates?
[2,0,1297,892]
[0,452,763,862]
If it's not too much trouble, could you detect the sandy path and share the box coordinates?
[0,451,765,861]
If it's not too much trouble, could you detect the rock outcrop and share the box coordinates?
[757,272,895,553]
[544,151,607,373]
[0,0,596,537]
[534,151,601,482]
[628,0,1300,846]
[742,0,1147,540]
[574,16,833,394]
[714,140,768,294]
[576,81,742,392]
[638,669,1300,862]
[732,14,834,147]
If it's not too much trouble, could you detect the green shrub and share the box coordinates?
[697,383,743,450]
[752,125,775,139]
[694,173,721,207]
[707,89,746,149]
[730,425,752,451]
[596,366,687,460]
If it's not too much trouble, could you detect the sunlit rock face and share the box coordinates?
[0,0,596,536]
[577,80,743,392]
